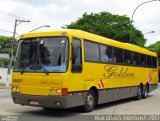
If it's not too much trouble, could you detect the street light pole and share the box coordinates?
[129,0,160,44]
[29,25,50,32]
[144,30,155,35]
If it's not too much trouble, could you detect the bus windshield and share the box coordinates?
[14,37,68,73]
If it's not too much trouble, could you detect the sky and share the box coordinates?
[0,0,160,46]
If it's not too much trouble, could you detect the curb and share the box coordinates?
[0,87,11,90]
[0,85,11,89]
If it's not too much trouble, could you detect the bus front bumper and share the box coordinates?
[11,92,86,109]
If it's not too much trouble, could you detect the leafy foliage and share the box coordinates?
[0,36,12,53]
[147,41,160,54]
[147,41,160,64]
[0,36,18,56]
[65,12,146,46]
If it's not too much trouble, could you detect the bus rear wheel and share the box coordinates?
[83,90,96,112]
[142,85,149,99]
[136,85,143,100]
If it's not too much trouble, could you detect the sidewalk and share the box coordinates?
[0,68,11,88]
[0,85,10,89]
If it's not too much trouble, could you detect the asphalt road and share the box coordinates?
[0,84,160,121]
[0,89,11,100]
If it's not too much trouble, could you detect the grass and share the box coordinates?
[0,83,11,89]
[0,83,6,86]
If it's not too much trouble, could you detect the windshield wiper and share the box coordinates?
[21,66,27,75]
[20,65,49,75]
[42,65,49,75]
[28,65,49,75]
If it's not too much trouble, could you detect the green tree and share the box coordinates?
[65,12,146,46]
[147,41,160,64]
[0,36,18,56]
[0,36,12,53]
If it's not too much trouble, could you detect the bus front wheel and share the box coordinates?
[83,90,96,112]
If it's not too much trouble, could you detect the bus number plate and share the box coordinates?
[29,100,39,105]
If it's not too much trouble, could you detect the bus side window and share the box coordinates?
[133,52,139,66]
[113,47,123,64]
[84,40,100,62]
[124,50,132,65]
[72,38,82,72]
[152,57,157,68]
[147,56,152,67]
[100,45,114,63]
[140,54,146,67]
[107,46,115,63]
[100,45,109,63]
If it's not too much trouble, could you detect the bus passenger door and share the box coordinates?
[69,38,83,92]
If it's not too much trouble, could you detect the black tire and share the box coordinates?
[142,85,149,99]
[83,90,96,112]
[42,107,53,110]
[136,85,143,100]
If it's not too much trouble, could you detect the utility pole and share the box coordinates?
[7,19,30,82]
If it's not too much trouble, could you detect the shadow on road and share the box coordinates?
[97,95,153,109]
[9,95,154,117]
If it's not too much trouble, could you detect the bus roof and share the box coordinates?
[20,29,157,57]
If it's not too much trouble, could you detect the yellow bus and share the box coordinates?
[11,29,158,112]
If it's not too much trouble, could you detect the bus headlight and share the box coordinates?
[49,88,61,95]
[12,86,16,91]
[50,89,54,95]
[12,86,20,92]
[16,87,20,92]
[56,89,61,95]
